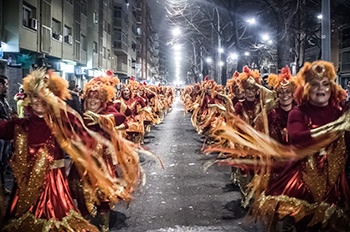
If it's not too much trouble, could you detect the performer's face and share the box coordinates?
[206,86,212,95]
[30,94,47,116]
[234,86,245,99]
[245,86,257,101]
[309,77,331,107]
[122,87,131,99]
[139,89,144,96]
[278,88,293,107]
[86,91,102,113]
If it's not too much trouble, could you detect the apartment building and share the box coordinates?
[0,0,119,107]
[112,0,137,83]
[111,0,161,84]
[1,0,165,107]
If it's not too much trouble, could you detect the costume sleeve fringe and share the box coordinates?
[39,89,136,204]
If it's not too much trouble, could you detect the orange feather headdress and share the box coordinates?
[226,71,241,93]
[83,70,120,103]
[22,69,71,106]
[238,66,261,89]
[294,60,346,106]
[128,77,140,92]
[266,66,296,92]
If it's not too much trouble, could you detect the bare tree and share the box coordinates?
[162,0,349,82]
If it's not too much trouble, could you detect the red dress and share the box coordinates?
[0,114,98,231]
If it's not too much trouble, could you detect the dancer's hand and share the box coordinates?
[83,110,100,126]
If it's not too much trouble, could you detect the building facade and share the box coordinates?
[0,0,164,109]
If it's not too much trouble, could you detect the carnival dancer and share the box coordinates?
[232,66,263,208]
[0,69,130,232]
[69,71,140,231]
[234,66,262,128]
[120,80,146,144]
[262,66,297,231]
[192,78,223,135]
[220,71,244,192]
[266,66,297,147]
[227,71,245,106]
[138,82,160,133]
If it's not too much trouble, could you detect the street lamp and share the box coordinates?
[206,57,213,64]
[261,34,270,41]
[246,18,256,25]
[172,27,181,37]
[229,53,238,60]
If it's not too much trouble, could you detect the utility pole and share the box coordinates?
[321,0,331,61]
[216,8,222,85]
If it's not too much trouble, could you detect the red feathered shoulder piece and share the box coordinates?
[106,69,114,77]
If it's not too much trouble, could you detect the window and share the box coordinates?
[103,47,106,59]
[52,18,61,40]
[23,2,37,29]
[116,30,127,44]
[341,51,350,72]
[93,41,97,53]
[137,27,142,36]
[81,0,87,15]
[66,0,73,5]
[99,38,103,53]
[107,23,111,34]
[64,25,72,36]
[93,12,98,24]
[341,27,350,49]
[81,35,87,51]
[107,49,111,59]
[114,7,122,18]
[64,25,72,44]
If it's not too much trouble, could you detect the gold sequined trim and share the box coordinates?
[253,192,349,230]
[3,209,99,232]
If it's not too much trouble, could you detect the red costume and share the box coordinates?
[0,114,98,231]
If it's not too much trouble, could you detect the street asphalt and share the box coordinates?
[112,97,263,232]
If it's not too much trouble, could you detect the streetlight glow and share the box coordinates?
[230,53,238,60]
[262,34,270,41]
[246,18,256,25]
[173,44,182,50]
[244,52,250,56]
[172,27,181,37]
[206,57,213,63]
[218,47,224,53]
[317,14,323,19]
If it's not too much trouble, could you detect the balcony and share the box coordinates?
[136,16,142,24]
[115,19,129,31]
[117,62,128,73]
[113,41,128,54]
